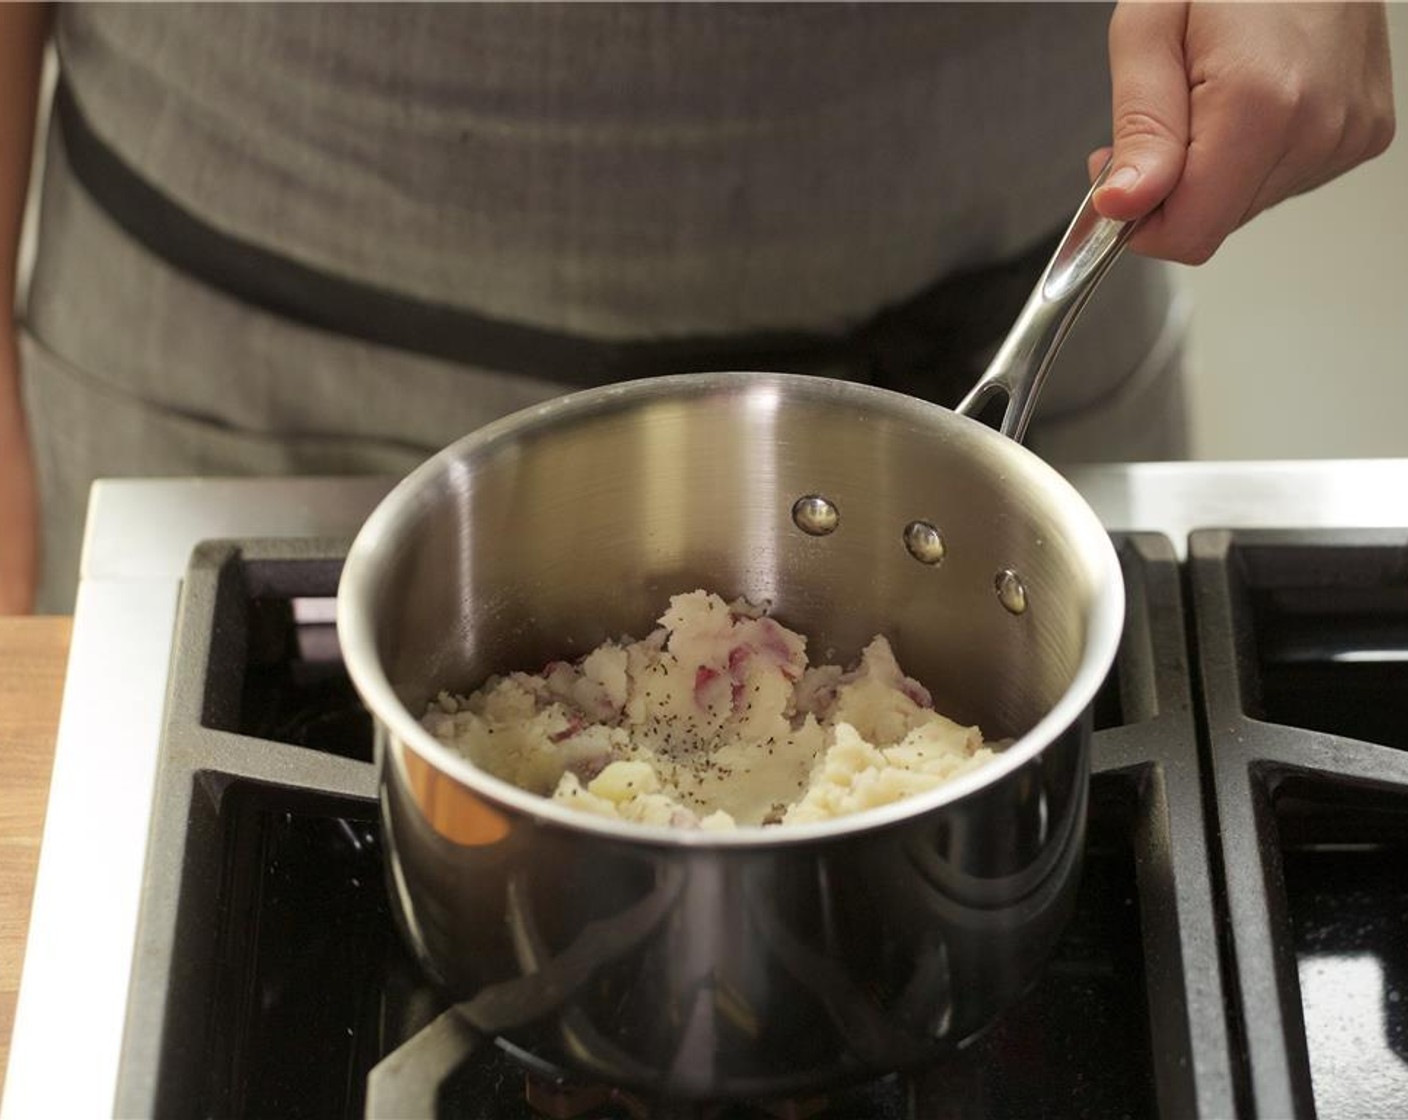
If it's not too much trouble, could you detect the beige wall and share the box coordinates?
[1183,3,1408,460]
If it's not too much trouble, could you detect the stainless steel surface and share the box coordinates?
[1067,459,1408,557]
[77,475,395,580]
[957,162,1135,440]
[337,372,1125,1095]
[9,461,1408,1116]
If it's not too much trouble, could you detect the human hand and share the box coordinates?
[0,328,38,614]
[1089,1,1395,264]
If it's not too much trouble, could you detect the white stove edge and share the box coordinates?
[5,461,1408,1118]
[3,478,393,1120]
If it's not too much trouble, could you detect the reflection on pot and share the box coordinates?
[380,715,1089,1099]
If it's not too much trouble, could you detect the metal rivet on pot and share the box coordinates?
[791,495,839,536]
[903,521,946,565]
[995,568,1028,615]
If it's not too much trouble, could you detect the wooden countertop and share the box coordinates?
[0,617,71,1101]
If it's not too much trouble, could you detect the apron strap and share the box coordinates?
[55,77,1055,404]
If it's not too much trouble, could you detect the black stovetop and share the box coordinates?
[111,530,1408,1119]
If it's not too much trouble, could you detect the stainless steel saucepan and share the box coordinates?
[338,169,1132,1099]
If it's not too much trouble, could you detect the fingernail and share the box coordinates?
[1105,166,1140,192]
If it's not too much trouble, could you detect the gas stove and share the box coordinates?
[5,463,1408,1118]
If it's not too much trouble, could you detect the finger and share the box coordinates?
[1086,147,1112,183]
[1095,1,1191,222]
[1126,76,1288,264]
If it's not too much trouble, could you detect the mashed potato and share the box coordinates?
[423,591,996,829]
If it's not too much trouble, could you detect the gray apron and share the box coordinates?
[20,3,1187,612]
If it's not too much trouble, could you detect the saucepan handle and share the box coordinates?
[954,162,1137,443]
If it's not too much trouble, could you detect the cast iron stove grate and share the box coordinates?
[1190,529,1408,1119]
[111,534,1234,1117]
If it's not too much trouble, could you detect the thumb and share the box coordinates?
[1095,1,1191,221]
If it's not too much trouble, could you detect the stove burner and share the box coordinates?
[521,1075,833,1120]
[522,1073,651,1120]
[369,1011,842,1120]
[510,1036,835,1120]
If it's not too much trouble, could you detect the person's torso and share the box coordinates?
[56,1,1115,339]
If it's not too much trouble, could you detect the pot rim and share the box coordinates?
[337,371,1125,850]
